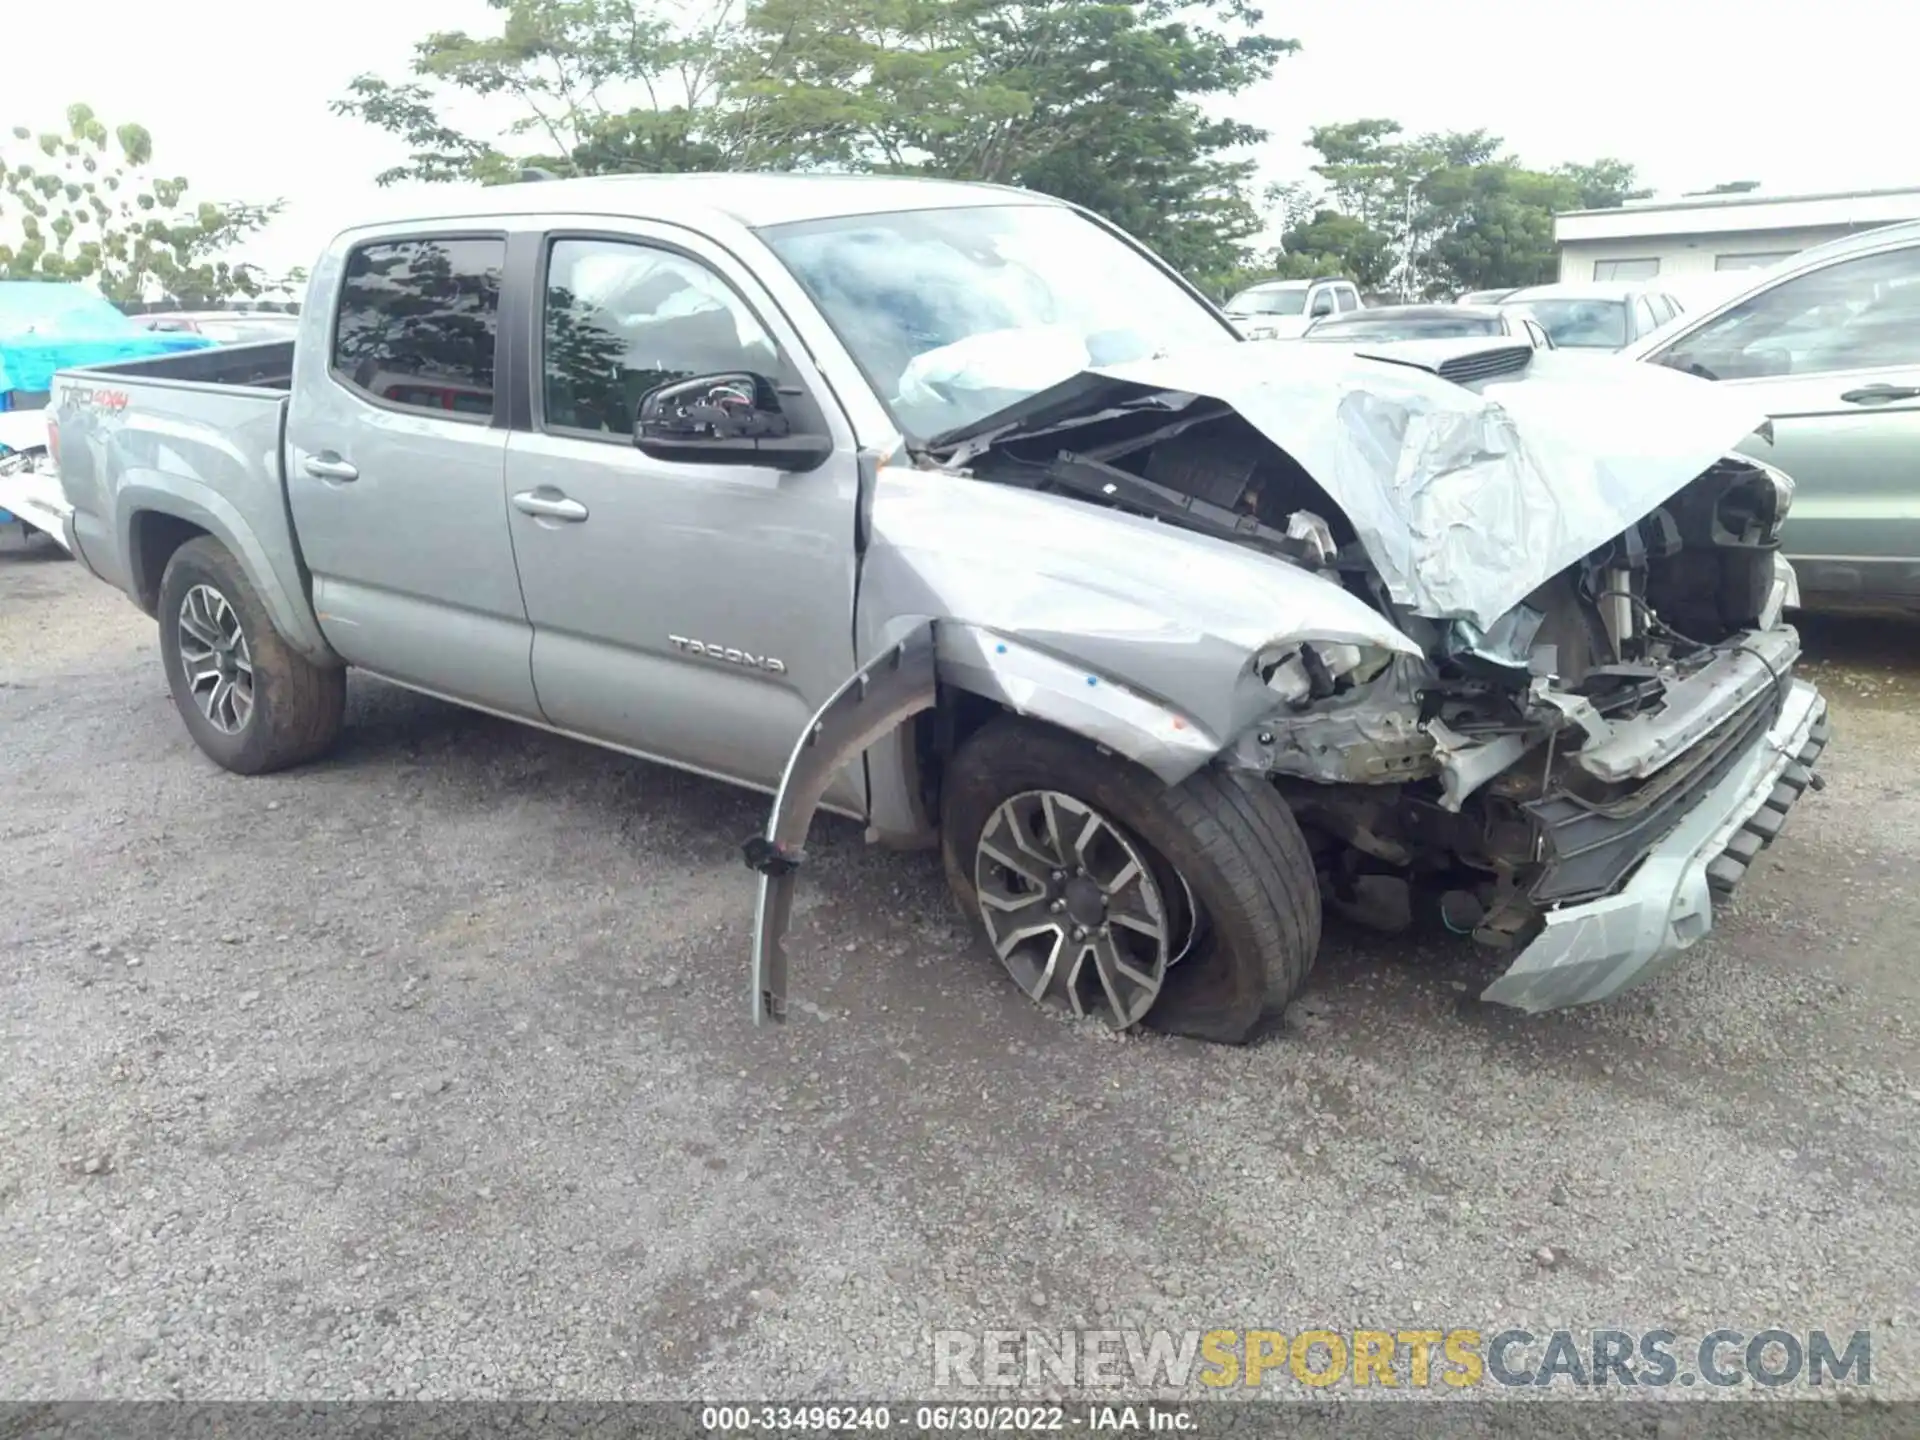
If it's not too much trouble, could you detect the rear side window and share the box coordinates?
[331,236,505,419]
[1336,286,1359,313]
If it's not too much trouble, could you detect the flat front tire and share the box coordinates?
[940,717,1321,1045]
[157,537,345,775]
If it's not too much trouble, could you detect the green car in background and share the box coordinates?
[1626,220,1920,614]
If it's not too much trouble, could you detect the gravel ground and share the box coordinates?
[1,549,1917,1407]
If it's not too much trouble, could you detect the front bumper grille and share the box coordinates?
[1525,681,1785,905]
[1478,676,1829,1013]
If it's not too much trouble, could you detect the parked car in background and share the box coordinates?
[1303,303,1554,349]
[1626,218,1920,614]
[0,283,216,552]
[141,311,302,346]
[1499,282,1685,351]
[1223,277,1363,340]
[43,173,1826,1043]
[1456,287,1518,305]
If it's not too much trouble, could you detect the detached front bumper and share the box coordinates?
[1481,675,1830,1012]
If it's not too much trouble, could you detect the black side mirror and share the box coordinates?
[633,372,833,472]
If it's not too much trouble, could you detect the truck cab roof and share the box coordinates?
[342,172,1060,239]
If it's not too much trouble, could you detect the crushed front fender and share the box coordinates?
[744,623,939,1026]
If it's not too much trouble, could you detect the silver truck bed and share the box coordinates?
[49,341,327,658]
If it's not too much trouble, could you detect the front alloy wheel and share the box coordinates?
[972,788,1179,1028]
[175,583,255,734]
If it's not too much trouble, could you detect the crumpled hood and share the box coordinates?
[961,341,1770,630]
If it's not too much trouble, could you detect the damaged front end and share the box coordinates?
[748,340,1831,1024]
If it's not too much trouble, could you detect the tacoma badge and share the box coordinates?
[668,635,788,674]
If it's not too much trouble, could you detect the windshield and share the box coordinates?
[1513,299,1628,349]
[1226,286,1308,316]
[761,204,1236,440]
[1308,314,1503,342]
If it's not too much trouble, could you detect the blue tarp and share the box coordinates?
[0,282,216,407]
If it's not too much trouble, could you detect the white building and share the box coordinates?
[1555,186,1920,284]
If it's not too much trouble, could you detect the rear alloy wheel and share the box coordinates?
[157,536,346,775]
[973,789,1177,1028]
[175,583,256,735]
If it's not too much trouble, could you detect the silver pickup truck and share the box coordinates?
[48,173,1829,1044]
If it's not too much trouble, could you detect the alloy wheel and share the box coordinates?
[177,583,255,735]
[972,789,1177,1028]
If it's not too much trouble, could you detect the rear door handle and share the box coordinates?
[1839,383,1920,405]
[511,489,589,523]
[303,453,358,482]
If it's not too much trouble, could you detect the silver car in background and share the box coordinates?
[1626,219,1920,613]
[1501,282,1687,351]
[1302,303,1554,349]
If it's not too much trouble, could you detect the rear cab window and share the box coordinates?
[330,236,506,421]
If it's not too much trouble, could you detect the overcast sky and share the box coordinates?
[7,0,1911,278]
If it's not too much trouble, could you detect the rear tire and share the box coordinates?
[940,717,1321,1044]
[157,537,345,775]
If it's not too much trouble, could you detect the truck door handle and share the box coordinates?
[511,489,588,522]
[1840,383,1920,405]
[303,454,359,482]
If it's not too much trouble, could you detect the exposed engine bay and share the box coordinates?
[926,346,1810,970]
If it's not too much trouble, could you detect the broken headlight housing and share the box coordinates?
[1258,640,1397,706]
[1719,455,1795,545]
[1752,455,1794,527]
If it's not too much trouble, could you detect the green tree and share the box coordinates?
[1420,162,1575,295]
[1556,157,1653,209]
[1282,120,1650,298]
[335,0,1297,295]
[1273,208,1392,290]
[0,104,280,305]
[332,0,751,184]
[729,0,1294,288]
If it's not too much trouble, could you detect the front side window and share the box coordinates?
[541,238,782,435]
[1634,296,1659,336]
[762,203,1236,440]
[1654,244,1920,380]
[332,237,504,418]
[1594,257,1660,281]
